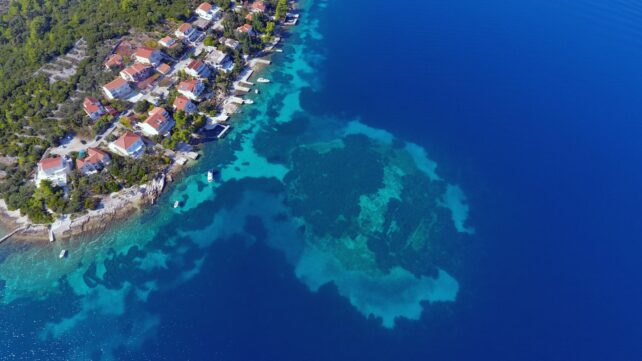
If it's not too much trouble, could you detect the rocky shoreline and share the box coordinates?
[0,3,298,245]
[0,159,186,244]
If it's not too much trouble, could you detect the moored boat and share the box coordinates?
[207,169,214,183]
[59,250,67,259]
[257,77,270,83]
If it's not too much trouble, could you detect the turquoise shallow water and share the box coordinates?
[0,0,474,359]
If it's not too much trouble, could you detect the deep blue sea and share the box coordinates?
[2,0,642,360]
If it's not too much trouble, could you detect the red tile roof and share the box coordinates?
[114,131,142,150]
[178,23,193,34]
[250,1,266,12]
[83,97,102,114]
[105,54,123,68]
[76,148,110,169]
[104,77,128,91]
[122,63,152,77]
[144,107,171,130]
[173,95,193,112]
[159,36,175,47]
[39,157,63,171]
[134,47,158,61]
[237,24,253,33]
[178,79,200,93]
[187,59,204,71]
[197,2,212,12]
[157,63,171,75]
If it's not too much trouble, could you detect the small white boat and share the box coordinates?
[257,78,270,83]
[59,250,68,259]
[244,99,254,105]
[254,89,260,94]
[173,200,180,208]
[207,170,214,183]
[49,229,55,242]
[275,49,283,53]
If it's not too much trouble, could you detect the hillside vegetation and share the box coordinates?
[0,0,204,217]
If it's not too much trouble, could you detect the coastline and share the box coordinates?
[0,144,198,243]
[0,24,291,244]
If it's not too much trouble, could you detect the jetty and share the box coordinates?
[0,226,28,245]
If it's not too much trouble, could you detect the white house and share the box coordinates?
[109,131,146,158]
[133,47,163,66]
[103,77,132,100]
[205,49,233,72]
[83,97,105,120]
[36,156,71,187]
[76,148,111,175]
[222,38,240,50]
[175,23,198,41]
[173,95,198,114]
[185,59,211,78]
[177,79,205,100]
[140,107,175,137]
[196,2,220,20]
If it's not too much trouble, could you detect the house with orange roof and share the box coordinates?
[173,95,197,114]
[159,36,178,48]
[185,59,211,78]
[104,54,124,70]
[140,107,175,137]
[250,0,266,13]
[157,63,172,76]
[133,47,163,66]
[177,79,205,100]
[236,24,254,36]
[196,2,220,20]
[175,23,198,41]
[76,148,111,175]
[103,77,132,100]
[120,63,154,82]
[36,156,71,187]
[83,97,106,120]
[109,131,146,158]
